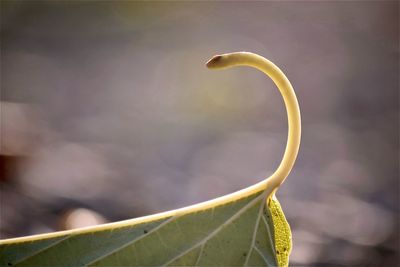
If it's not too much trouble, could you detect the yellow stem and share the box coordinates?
[207,52,301,190]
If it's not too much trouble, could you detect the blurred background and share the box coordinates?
[1,1,398,266]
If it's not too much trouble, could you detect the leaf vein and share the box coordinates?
[85,216,175,266]
[254,245,273,266]
[162,192,266,267]
[262,213,276,256]
[243,193,267,266]
[13,236,71,265]
[194,244,204,267]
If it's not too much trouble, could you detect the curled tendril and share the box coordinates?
[207,52,301,193]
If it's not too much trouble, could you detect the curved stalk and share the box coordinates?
[207,52,301,190]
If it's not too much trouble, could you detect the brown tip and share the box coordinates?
[206,55,222,68]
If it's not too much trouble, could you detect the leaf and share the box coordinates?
[0,52,300,267]
[0,190,291,267]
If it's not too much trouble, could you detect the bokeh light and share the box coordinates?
[1,1,398,266]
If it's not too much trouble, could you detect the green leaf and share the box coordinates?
[0,190,291,267]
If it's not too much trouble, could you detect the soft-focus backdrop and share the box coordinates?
[1,1,398,266]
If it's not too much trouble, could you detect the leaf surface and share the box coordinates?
[0,190,291,267]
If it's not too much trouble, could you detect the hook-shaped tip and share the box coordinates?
[206,55,223,69]
[205,51,301,191]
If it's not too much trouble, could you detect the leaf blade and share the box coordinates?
[0,189,291,267]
